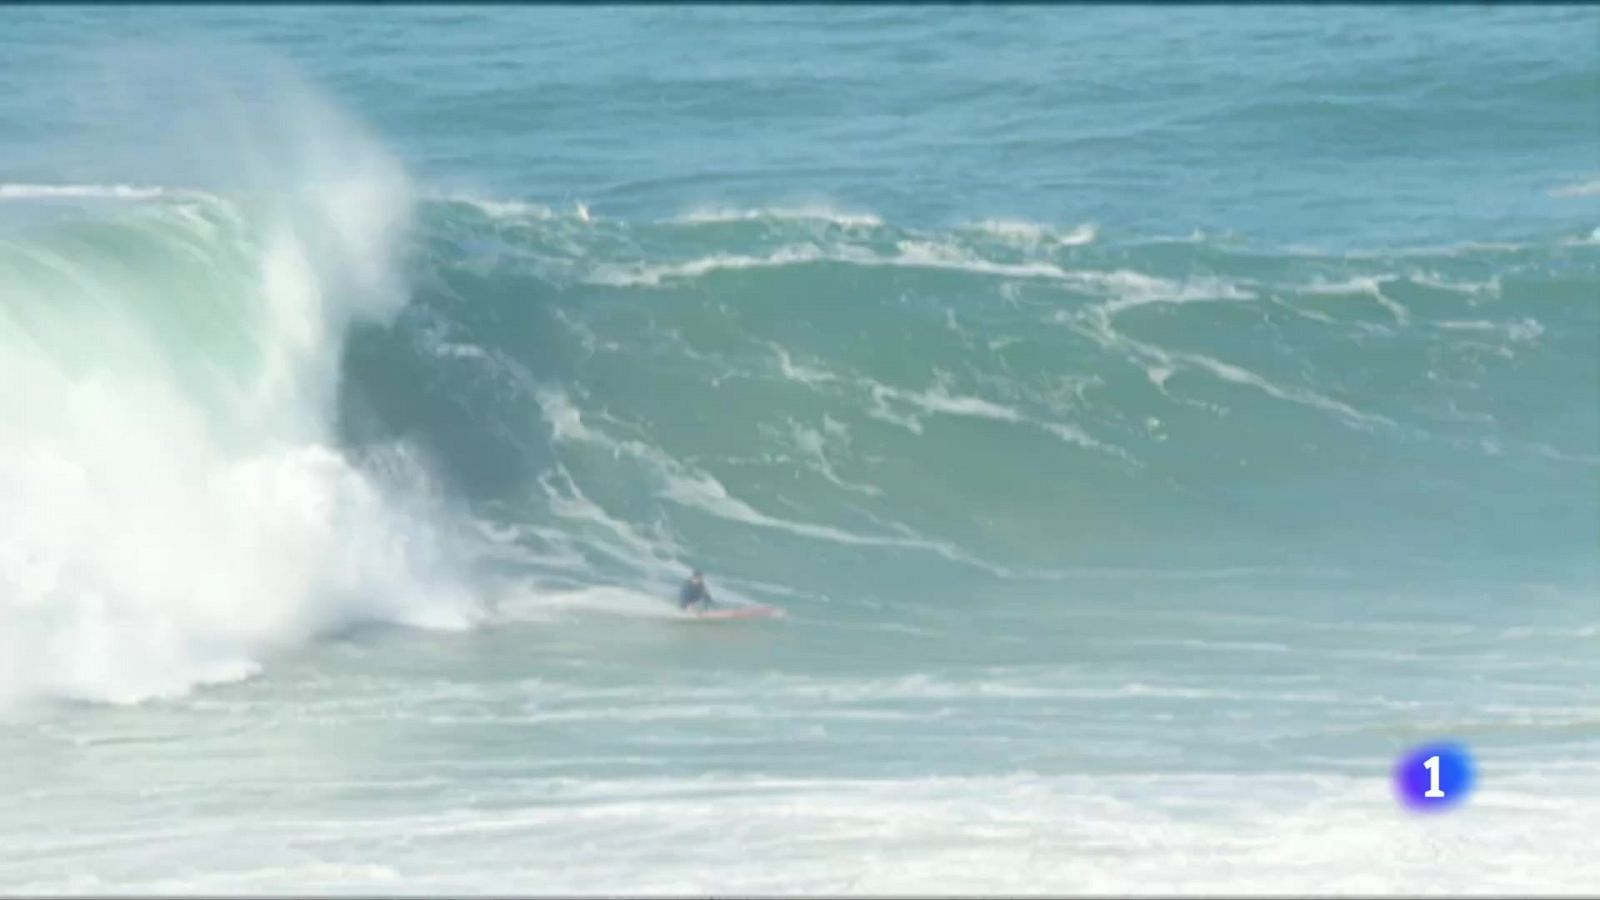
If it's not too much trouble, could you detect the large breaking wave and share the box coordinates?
[3,70,1596,707]
[0,69,479,705]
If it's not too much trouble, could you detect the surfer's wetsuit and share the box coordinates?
[679,578,711,611]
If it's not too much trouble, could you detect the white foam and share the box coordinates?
[532,390,1055,579]
[782,417,884,497]
[865,382,928,434]
[1303,275,1411,325]
[1067,306,1394,431]
[770,343,840,387]
[901,381,1026,422]
[0,69,476,707]
[536,389,961,556]
[892,239,1074,279]
[1526,443,1600,467]
[539,467,686,578]
[588,245,830,287]
[672,204,883,228]
[970,217,1048,242]
[862,375,1127,458]
[1187,353,1390,427]
[1435,318,1544,344]
[19,769,1595,893]
[1039,420,1122,454]
[586,240,1093,289]
[585,238,1248,313]
[430,192,557,220]
[1409,272,1502,297]
[520,584,687,621]
[968,218,1098,246]
[1559,226,1600,246]
[430,340,489,359]
[1550,177,1600,198]
[1094,273,1256,318]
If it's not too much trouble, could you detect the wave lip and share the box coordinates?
[670,203,884,228]
[0,182,180,201]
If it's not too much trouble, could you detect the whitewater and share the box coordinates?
[0,6,1597,894]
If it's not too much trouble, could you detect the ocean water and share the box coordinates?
[1,5,1597,893]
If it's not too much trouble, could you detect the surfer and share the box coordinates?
[678,569,713,611]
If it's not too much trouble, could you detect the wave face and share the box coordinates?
[342,200,1599,601]
[4,183,1596,703]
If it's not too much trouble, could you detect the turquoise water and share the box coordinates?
[1,6,1597,893]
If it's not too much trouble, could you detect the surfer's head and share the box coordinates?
[691,568,703,581]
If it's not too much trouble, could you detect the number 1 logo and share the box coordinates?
[1423,755,1444,798]
[1394,742,1474,812]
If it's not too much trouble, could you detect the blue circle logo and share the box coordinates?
[1393,741,1476,812]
